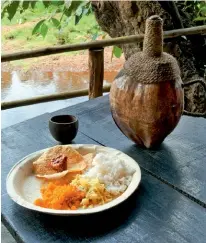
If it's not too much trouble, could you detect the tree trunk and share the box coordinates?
[92,1,206,117]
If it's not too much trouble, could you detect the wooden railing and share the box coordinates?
[1,25,206,110]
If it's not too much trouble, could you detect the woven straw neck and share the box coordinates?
[143,15,163,57]
[123,15,181,84]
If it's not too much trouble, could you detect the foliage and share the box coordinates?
[1,1,94,38]
[193,2,206,22]
[2,0,205,60]
[111,46,122,60]
[181,0,206,23]
[2,14,100,53]
[2,0,120,59]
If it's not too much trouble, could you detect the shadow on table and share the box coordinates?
[126,142,181,185]
[34,187,142,237]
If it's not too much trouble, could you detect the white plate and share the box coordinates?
[6,144,141,216]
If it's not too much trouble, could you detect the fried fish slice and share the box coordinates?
[35,153,93,180]
[33,145,85,176]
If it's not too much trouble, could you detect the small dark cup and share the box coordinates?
[49,115,78,143]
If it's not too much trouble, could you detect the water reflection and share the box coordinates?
[1,70,117,102]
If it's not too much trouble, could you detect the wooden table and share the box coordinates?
[2,95,206,243]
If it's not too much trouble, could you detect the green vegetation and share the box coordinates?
[1,0,122,59]
[1,1,103,50]
[183,0,206,23]
[2,0,205,61]
[2,14,102,50]
[2,1,48,25]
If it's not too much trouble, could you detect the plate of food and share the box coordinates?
[6,144,141,215]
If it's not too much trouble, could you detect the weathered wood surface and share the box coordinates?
[2,97,206,243]
[2,25,206,62]
[89,48,104,99]
[52,95,206,206]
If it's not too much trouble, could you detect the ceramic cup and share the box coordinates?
[49,115,78,143]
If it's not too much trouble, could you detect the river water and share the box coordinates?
[1,70,118,128]
[1,70,117,101]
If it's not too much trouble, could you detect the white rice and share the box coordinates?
[84,153,135,195]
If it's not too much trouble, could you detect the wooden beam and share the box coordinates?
[1,25,206,62]
[1,85,111,110]
[89,48,104,99]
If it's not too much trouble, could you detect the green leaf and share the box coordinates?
[64,0,72,9]
[65,1,83,17]
[43,1,50,8]
[30,1,36,9]
[40,23,48,38]
[51,17,60,28]
[200,5,206,14]
[50,0,64,6]
[22,1,30,10]
[76,6,83,16]
[64,7,73,17]
[75,13,83,25]
[7,1,20,21]
[83,7,89,15]
[73,1,84,9]
[113,46,122,58]
[32,19,45,35]
[87,4,93,15]
[194,16,206,21]
[1,7,7,19]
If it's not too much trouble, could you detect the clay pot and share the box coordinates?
[110,15,184,148]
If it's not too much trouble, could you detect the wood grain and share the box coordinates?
[89,48,104,99]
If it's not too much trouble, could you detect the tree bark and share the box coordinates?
[92,1,206,117]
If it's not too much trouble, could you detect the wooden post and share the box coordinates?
[89,48,104,99]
